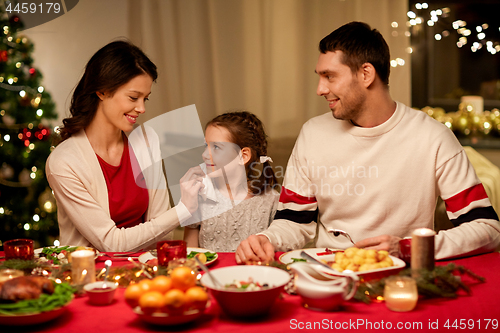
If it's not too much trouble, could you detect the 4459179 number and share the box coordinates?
[444,319,498,330]
[6,2,61,14]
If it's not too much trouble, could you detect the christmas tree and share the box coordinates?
[1,1,58,247]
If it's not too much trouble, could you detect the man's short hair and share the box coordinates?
[319,21,391,85]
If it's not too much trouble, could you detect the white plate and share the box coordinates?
[138,247,218,266]
[34,245,96,256]
[0,294,73,326]
[34,246,98,265]
[0,305,68,326]
[279,248,406,276]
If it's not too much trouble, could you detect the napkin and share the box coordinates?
[199,163,217,202]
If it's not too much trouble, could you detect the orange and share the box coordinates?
[138,278,153,292]
[185,286,208,303]
[170,266,196,292]
[194,252,207,264]
[150,275,172,294]
[124,283,143,308]
[139,291,166,314]
[164,288,186,312]
[184,286,208,311]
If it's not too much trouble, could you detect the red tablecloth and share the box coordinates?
[2,251,500,333]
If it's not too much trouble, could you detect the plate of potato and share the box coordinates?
[280,247,406,279]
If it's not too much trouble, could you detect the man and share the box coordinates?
[235,21,500,264]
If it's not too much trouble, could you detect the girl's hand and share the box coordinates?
[179,166,205,214]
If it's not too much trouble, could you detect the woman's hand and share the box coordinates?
[179,166,205,214]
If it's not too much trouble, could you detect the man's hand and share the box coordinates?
[235,234,275,264]
[354,235,402,256]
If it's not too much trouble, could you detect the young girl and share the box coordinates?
[46,41,202,252]
[183,111,279,252]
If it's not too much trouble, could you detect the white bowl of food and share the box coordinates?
[200,265,290,318]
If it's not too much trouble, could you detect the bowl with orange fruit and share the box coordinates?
[124,266,209,326]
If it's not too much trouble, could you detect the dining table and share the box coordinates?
[1,250,500,333]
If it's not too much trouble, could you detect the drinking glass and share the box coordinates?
[4,239,34,260]
[157,240,187,266]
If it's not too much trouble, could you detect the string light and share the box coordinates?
[411,3,499,55]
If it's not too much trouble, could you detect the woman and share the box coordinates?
[46,40,203,252]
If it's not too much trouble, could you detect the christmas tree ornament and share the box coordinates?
[19,168,31,184]
[0,50,8,62]
[1,163,15,180]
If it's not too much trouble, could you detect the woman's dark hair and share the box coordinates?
[206,111,278,195]
[58,40,158,142]
[319,21,390,86]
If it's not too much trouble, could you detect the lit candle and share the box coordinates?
[411,228,436,273]
[71,250,96,285]
[384,276,418,312]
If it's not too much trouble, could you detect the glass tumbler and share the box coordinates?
[157,240,187,266]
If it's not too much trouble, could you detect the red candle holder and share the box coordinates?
[157,240,187,266]
[4,239,34,260]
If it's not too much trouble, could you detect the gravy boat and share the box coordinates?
[290,262,359,311]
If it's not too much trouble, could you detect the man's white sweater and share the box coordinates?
[263,102,500,259]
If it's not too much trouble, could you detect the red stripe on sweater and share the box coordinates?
[444,183,488,213]
[279,187,317,205]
